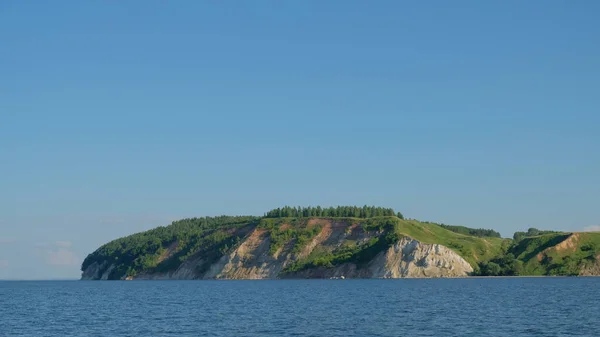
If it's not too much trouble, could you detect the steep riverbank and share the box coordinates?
[81,206,600,280]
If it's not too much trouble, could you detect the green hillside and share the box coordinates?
[281,217,506,274]
[81,216,259,279]
[477,232,600,276]
[392,220,508,267]
[80,205,600,279]
[81,206,408,279]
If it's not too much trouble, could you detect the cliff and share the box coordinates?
[122,224,473,280]
[81,213,502,280]
[477,232,600,276]
[81,207,600,280]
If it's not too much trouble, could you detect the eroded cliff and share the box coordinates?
[81,208,600,279]
[82,217,477,280]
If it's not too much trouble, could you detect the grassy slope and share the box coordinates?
[257,217,323,255]
[265,221,600,275]
[81,216,258,279]
[86,213,600,278]
[394,220,507,267]
[277,217,506,272]
[510,232,600,275]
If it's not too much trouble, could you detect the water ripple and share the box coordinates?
[1,278,599,336]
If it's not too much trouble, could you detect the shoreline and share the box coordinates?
[74,275,600,281]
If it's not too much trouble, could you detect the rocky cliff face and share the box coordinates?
[281,237,473,279]
[82,220,474,280]
[81,261,117,280]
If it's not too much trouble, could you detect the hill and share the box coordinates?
[477,232,600,276]
[80,206,600,280]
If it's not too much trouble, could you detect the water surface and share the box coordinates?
[1,278,598,336]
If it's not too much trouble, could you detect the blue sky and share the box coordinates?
[1,1,599,279]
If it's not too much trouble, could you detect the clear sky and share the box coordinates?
[1,1,599,279]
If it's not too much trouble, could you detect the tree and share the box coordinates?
[484,262,502,276]
[513,231,526,241]
[513,228,560,241]
[510,260,524,276]
[264,206,404,219]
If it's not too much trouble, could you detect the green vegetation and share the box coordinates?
[420,221,501,238]
[258,218,322,255]
[81,216,257,279]
[265,205,401,219]
[282,217,506,274]
[477,232,600,276]
[283,217,402,273]
[391,220,507,268]
[477,254,524,276]
[512,228,561,241]
[81,205,600,279]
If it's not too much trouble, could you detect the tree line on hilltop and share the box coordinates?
[512,228,561,241]
[264,205,403,219]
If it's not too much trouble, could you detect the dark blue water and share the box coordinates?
[1,278,599,336]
